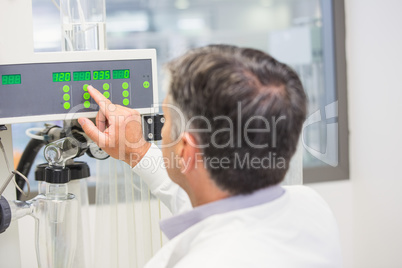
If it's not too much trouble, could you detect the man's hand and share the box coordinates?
[78,85,151,167]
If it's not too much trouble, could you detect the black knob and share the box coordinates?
[0,196,11,234]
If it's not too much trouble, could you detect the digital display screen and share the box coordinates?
[113,69,130,79]
[93,70,110,80]
[53,72,71,82]
[2,74,21,85]
[73,71,91,81]
[51,69,131,82]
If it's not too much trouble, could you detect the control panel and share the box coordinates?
[0,49,158,124]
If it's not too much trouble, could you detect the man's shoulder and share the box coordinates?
[175,185,341,267]
[187,184,337,245]
[282,185,333,213]
[149,185,342,268]
[283,184,322,197]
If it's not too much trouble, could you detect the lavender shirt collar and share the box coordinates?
[160,185,285,240]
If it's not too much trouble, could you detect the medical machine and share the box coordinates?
[0,49,158,124]
[0,50,161,268]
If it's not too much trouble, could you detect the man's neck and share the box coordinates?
[184,171,231,207]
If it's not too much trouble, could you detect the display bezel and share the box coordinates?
[2,74,21,85]
[93,70,111,80]
[73,71,91,81]
[112,69,130,79]
[53,72,71,82]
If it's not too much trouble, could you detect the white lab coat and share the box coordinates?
[133,145,342,268]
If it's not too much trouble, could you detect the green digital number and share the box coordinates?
[8,76,15,84]
[53,72,71,82]
[2,74,22,85]
[93,70,110,80]
[113,69,130,79]
[73,71,91,81]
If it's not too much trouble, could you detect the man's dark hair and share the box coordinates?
[166,45,307,195]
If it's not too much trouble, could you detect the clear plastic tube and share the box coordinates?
[60,0,106,51]
[34,184,78,268]
[67,179,92,268]
[94,158,162,268]
[9,183,78,268]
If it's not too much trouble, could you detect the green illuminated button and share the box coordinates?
[103,91,110,98]
[63,94,70,101]
[83,92,90,100]
[123,99,129,106]
[122,82,129,89]
[84,101,91,108]
[83,84,89,91]
[64,102,70,110]
[103,83,110,90]
[122,90,129,97]
[63,85,70,92]
[143,81,150,88]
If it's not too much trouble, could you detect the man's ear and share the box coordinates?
[179,132,201,174]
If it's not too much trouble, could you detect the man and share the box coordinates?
[79,45,342,267]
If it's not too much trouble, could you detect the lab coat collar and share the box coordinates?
[160,184,285,240]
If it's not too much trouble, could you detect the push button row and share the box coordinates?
[62,81,139,109]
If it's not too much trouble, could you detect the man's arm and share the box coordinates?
[132,143,192,214]
[78,85,191,214]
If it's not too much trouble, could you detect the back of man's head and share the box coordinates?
[166,45,307,195]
